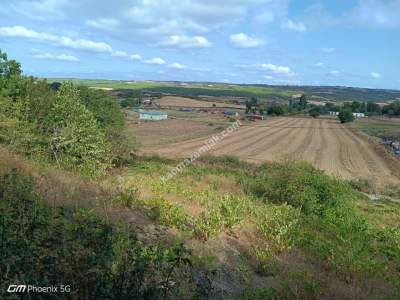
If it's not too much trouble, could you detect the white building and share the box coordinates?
[352,112,365,118]
[139,110,168,121]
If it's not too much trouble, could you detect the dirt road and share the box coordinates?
[140,117,400,184]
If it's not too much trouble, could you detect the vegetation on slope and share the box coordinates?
[0,170,215,299]
[0,50,133,177]
[108,156,400,298]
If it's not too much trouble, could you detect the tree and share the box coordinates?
[245,97,259,114]
[267,105,285,116]
[0,49,22,98]
[382,101,400,116]
[49,81,62,91]
[309,109,320,118]
[45,82,111,176]
[299,94,307,110]
[366,102,381,114]
[338,110,355,123]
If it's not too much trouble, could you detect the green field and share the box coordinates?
[353,118,400,139]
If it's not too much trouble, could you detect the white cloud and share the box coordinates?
[264,75,274,80]
[130,54,142,61]
[161,35,212,48]
[144,57,166,65]
[112,50,128,58]
[169,63,187,69]
[33,52,79,62]
[261,63,294,76]
[229,33,263,48]
[329,70,340,75]
[0,26,113,53]
[281,19,307,32]
[322,47,336,53]
[370,72,382,78]
[315,62,325,67]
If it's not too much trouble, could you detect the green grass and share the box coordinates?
[104,155,400,298]
[353,118,400,139]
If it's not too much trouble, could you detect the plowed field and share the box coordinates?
[140,117,400,184]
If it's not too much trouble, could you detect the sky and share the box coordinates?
[0,0,399,89]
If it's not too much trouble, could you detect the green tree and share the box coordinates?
[267,105,286,116]
[45,82,111,176]
[299,94,307,110]
[338,110,355,123]
[366,102,381,114]
[309,109,320,118]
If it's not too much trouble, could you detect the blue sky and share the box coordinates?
[0,0,399,89]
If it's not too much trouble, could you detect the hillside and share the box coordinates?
[1,52,400,299]
[49,78,400,103]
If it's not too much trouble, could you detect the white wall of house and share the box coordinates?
[139,112,168,120]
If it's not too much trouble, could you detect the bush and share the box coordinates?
[244,161,354,215]
[0,170,213,299]
[338,110,355,123]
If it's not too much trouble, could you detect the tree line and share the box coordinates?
[245,93,400,123]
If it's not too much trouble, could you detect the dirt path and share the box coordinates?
[140,117,400,185]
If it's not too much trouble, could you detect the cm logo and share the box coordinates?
[7,285,26,293]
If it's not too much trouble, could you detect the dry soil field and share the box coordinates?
[127,112,228,146]
[155,96,245,109]
[141,117,400,185]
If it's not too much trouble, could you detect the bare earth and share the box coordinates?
[140,117,400,185]
[155,96,245,109]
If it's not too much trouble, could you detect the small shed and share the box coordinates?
[329,111,339,116]
[139,110,168,121]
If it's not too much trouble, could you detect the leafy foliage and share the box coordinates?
[338,109,355,123]
[44,82,111,176]
[0,50,135,176]
[0,170,213,299]
[243,161,353,215]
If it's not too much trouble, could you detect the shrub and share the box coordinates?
[259,204,300,254]
[114,186,140,207]
[244,161,354,215]
[0,170,212,299]
[338,110,355,123]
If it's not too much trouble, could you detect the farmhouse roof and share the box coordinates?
[141,110,167,115]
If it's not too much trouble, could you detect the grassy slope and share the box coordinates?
[2,143,400,299]
[95,155,400,298]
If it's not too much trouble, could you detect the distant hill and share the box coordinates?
[48,78,400,103]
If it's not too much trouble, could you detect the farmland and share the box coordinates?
[139,117,400,187]
[49,78,400,103]
[352,117,400,140]
[155,95,245,109]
